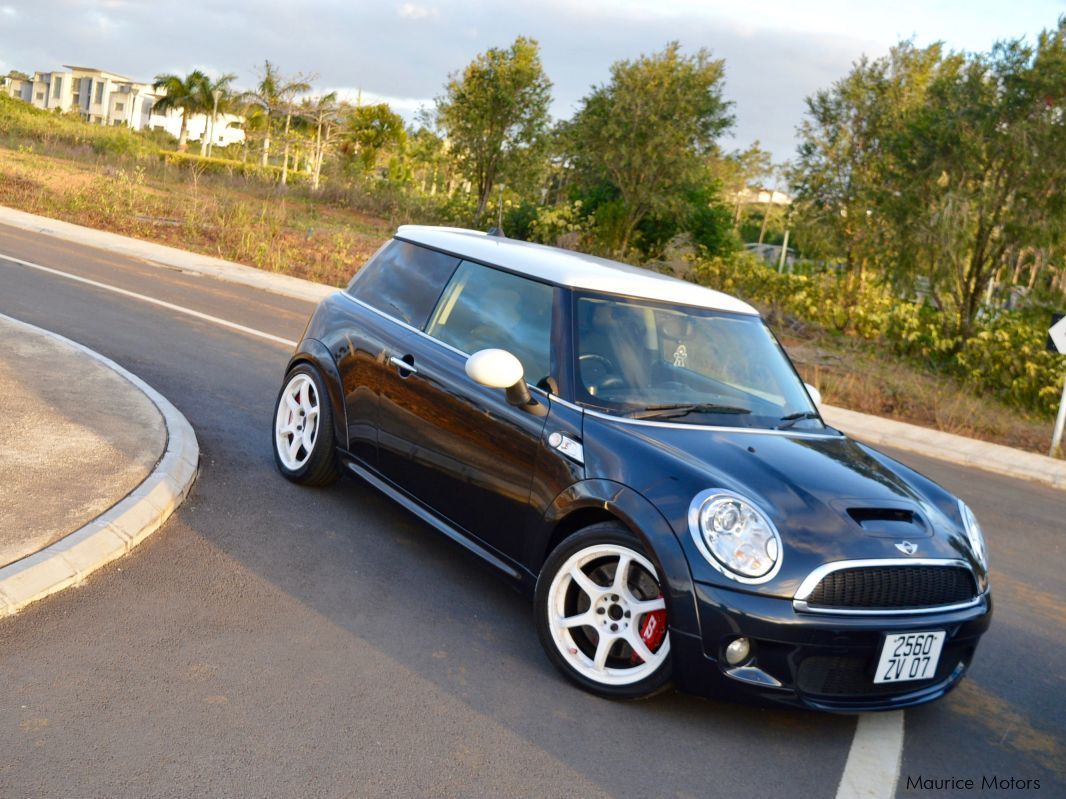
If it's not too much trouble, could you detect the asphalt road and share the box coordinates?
[0,223,1062,798]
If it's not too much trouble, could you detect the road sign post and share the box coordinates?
[1051,375,1066,459]
[1048,313,1066,458]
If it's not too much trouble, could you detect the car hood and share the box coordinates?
[581,416,981,596]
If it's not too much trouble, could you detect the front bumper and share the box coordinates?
[670,580,992,712]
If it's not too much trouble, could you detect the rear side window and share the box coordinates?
[347,240,460,328]
[426,261,554,387]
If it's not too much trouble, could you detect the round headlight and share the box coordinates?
[688,490,782,582]
[959,500,988,569]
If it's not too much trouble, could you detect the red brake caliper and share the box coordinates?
[630,594,667,664]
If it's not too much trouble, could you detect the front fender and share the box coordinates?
[286,337,347,449]
[540,479,699,635]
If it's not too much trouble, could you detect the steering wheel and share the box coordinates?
[579,353,616,372]
[579,353,621,396]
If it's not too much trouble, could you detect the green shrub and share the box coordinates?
[528,200,591,246]
[158,151,312,184]
[956,313,1064,415]
[692,252,1064,417]
[0,94,155,157]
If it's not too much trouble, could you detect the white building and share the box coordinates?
[733,187,793,208]
[2,66,244,149]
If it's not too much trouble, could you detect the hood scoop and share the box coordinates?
[845,506,931,539]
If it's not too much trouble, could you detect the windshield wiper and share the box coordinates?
[626,403,752,420]
[777,410,822,430]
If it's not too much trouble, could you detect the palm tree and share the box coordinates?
[240,61,312,182]
[235,102,268,164]
[201,72,237,157]
[152,70,209,153]
[298,92,340,190]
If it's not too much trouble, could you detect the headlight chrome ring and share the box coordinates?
[687,489,783,584]
[958,499,988,570]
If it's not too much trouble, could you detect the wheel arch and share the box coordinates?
[537,479,700,635]
[285,338,348,450]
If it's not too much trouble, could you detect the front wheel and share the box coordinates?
[272,363,340,486]
[535,523,672,699]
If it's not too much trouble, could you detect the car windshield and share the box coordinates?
[574,293,822,430]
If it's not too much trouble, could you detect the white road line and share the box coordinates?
[1,253,298,348]
[835,711,905,799]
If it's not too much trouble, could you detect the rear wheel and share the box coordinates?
[272,363,339,486]
[535,523,672,699]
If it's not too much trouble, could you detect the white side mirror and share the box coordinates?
[466,349,547,416]
[804,382,823,406]
[466,348,525,389]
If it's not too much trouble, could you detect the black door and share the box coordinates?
[376,261,557,561]
[319,296,397,465]
[330,240,460,466]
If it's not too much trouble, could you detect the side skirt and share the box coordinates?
[341,456,525,582]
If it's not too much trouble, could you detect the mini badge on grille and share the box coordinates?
[895,540,918,555]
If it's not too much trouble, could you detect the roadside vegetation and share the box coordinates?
[2,22,1065,455]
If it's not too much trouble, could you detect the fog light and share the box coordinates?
[725,637,751,666]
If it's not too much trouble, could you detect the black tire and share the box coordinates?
[272,362,340,486]
[535,522,673,700]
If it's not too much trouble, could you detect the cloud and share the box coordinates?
[326,86,433,117]
[2,0,1060,161]
[397,3,438,21]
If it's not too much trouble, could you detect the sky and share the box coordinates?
[1,0,1064,165]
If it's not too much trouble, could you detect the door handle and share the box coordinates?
[388,355,418,376]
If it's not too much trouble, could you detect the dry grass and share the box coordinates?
[781,326,1054,454]
[0,146,391,286]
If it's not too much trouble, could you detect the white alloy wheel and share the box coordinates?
[546,543,670,686]
[274,372,321,470]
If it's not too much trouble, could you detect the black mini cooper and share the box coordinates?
[272,226,991,711]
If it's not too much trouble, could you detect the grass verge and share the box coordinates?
[0,145,390,285]
[0,142,1058,458]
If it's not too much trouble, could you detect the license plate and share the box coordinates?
[874,631,945,683]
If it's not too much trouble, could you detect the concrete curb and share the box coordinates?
[0,204,333,304]
[0,314,199,616]
[1,204,1063,491]
[822,404,1066,491]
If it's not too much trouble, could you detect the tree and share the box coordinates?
[234,101,267,164]
[792,42,945,278]
[565,42,734,255]
[199,72,237,157]
[709,142,773,227]
[436,36,552,220]
[152,70,209,152]
[408,124,448,194]
[298,92,341,190]
[891,28,1066,334]
[793,23,1066,336]
[342,103,407,178]
[240,61,312,181]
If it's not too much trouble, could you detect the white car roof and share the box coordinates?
[395,225,759,316]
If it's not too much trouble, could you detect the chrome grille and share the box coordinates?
[806,565,976,610]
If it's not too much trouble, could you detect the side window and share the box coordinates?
[347,240,460,329]
[426,261,554,386]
